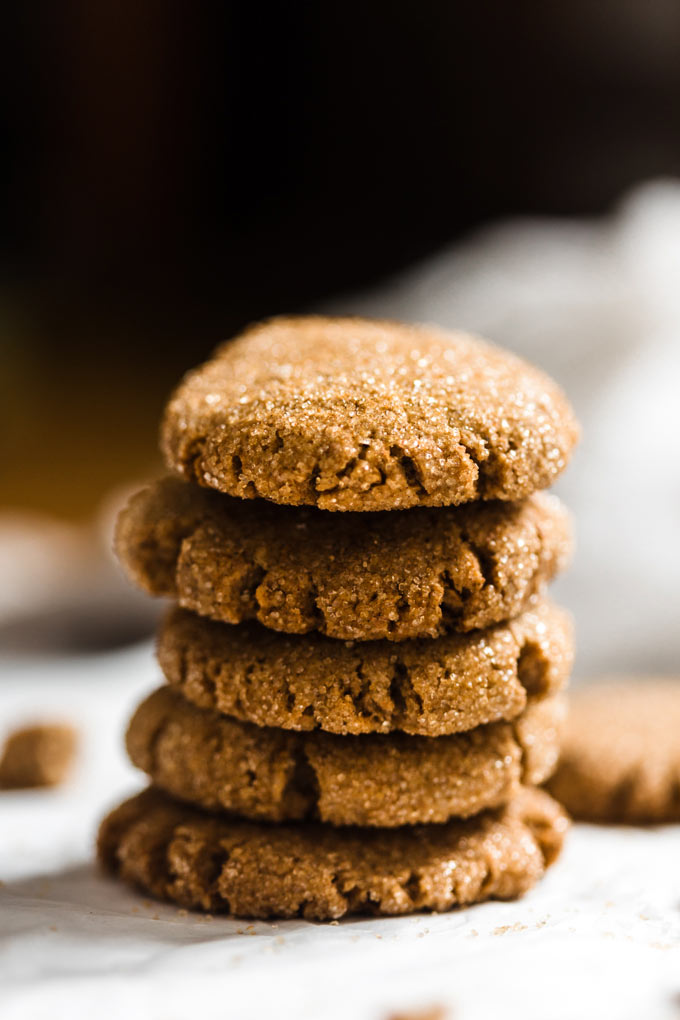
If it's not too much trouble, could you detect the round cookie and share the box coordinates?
[548,680,680,824]
[161,316,579,512]
[117,476,572,640]
[98,785,568,919]
[158,602,573,737]
[126,686,565,827]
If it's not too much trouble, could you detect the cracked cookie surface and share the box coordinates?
[548,680,680,823]
[117,477,572,640]
[161,316,579,512]
[98,785,568,919]
[126,686,565,827]
[157,602,572,737]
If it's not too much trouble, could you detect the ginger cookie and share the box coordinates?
[157,602,572,737]
[548,680,680,824]
[98,785,568,919]
[117,476,572,640]
[161,316,579,512]
[126,686,564,827]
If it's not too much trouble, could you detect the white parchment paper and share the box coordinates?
[1,644,679,1020]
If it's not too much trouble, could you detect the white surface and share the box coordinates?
[1,644,680,1020]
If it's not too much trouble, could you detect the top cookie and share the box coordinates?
[161,317,578,511]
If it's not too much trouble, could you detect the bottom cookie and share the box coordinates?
[548,680,680,823]
[98,786,568,920]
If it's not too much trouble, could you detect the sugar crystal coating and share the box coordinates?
[161,317,579,512]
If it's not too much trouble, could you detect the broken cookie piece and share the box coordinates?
[0,723,77,789]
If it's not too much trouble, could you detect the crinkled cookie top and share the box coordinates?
[161,316,579,511]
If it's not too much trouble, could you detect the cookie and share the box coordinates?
[158,602,572,737]
[98,785,568,919]
[548,681,680,824]
[161,317,579,512]
[0,724,77,789]
[117,477,572,640]
[126,686,564,827]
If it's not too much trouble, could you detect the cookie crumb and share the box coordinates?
[0,724,77,789]
[387,1007,446,1020]
[493,922,528,935]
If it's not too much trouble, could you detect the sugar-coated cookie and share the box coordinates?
[161,317,579,512]
[126,686,564,827]
[117,477,572,640]
[98,785,568,919]
[158,602,572,737]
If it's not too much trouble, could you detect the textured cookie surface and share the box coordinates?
[117,477,572,640]
[98,785,568,919]
[158,602,572,736]
[126,687,564,827]
[161,317,579,511]
[548,681,680,823]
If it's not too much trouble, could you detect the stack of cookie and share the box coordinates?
[99,316,578,921]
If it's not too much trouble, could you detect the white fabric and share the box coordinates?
[3,181,680,1018]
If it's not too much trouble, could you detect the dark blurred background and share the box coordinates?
[3,1,680,520]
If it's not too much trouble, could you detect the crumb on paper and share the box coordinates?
[493,922,528,935]
[0,724,77,789]
[387,1007,447,1020]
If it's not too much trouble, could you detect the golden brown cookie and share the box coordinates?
[126,686,564,827]
[161,317,579,512]
[548,680,680,824]
[157,602,572,737]
[117,477,572,640]
[98,785,568,919]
